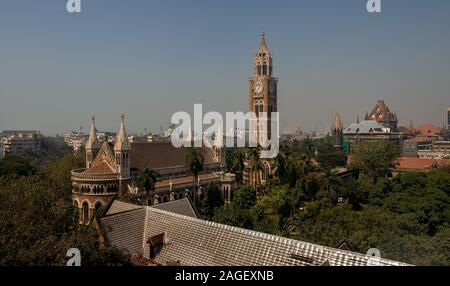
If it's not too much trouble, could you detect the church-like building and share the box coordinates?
[71,114,235,225]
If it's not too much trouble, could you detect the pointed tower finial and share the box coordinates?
[114,113,131,151]
[86,115,99,151]
[333,113,343,130]
[259,32,268,49]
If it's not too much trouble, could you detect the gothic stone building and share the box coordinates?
[71,115,235,225]
[365,100,399,131]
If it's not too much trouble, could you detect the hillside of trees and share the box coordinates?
[209,138,450,266]
[1,136,449,265]
[0,139,130,266]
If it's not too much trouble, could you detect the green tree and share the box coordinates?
[0,155,37,177]
[185,147,204,208]
[199,182,224,219]
[248,148,263,190]
[233,185,256,209]
[350,141,400,182]
[228,148,246,184]
[317,169,343,203]
[134,164,159,205]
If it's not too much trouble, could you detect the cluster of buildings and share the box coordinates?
[68,33,413,266]
[0,130,41,158]
[329,101,450,173]
[63,122,177,152]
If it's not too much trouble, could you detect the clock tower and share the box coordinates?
[249,32,278,144]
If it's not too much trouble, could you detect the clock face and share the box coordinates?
[254,81,263,94]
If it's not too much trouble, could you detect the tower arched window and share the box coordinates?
[82,202,89,224]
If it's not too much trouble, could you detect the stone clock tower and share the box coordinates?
[249,32,278,144]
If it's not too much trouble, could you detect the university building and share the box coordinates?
[71,115,235,225]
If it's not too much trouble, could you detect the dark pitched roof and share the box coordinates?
[129,142,217,170]
[366,100,398,123]
[106,200,143,216]
[102,208,146,257]
[151,198,197,218]
[106,198,197,218]
[102,207,411,266]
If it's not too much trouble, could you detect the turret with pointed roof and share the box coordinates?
[114,113,131,151]
[85,116,100,168]
[331,113,343,150]
[114,113,131,180]
[332,113,343,131]
[253,32,273,77]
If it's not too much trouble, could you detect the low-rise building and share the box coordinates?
[342,120,402,153]
[393,157,450,175]
[418,141,450,159]
[402,138,432,158]
[1,130,41,156]
[64,131,88,152]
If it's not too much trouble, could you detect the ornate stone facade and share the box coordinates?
[365,100,398,131]
[72,114,234,225]
[244,33,278,191]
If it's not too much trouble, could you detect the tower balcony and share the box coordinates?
[71,169,120,182]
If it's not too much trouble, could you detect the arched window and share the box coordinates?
[82,202,89,224]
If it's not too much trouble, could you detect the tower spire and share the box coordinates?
[333,113,343,130]
[260,32,267,49]
[254,32,273,77]
[114,113,131,151]
[85,115,99,150]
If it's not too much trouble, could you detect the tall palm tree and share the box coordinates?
[248,148,264,190]
[185,147,204,208]
[135,164,159,206]
[319,169,343,202]
[231,149,246,184]
[273,146,291,185]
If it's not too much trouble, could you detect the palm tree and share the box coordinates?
[319,169,343,202]
[273,146,291,185]
[135,164,159,206]
[231,149,246,184]
[185,147,204,208]
[248,148,264,191]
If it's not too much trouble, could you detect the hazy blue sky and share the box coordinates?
[1,0,450,135]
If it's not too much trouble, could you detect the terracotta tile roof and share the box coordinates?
[129,142,217,170]
[416,124,440,135]
[101,207,411,266]
[82,161,115,174]
[395,157,450,171]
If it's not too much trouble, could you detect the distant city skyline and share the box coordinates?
[1,0,450,135]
